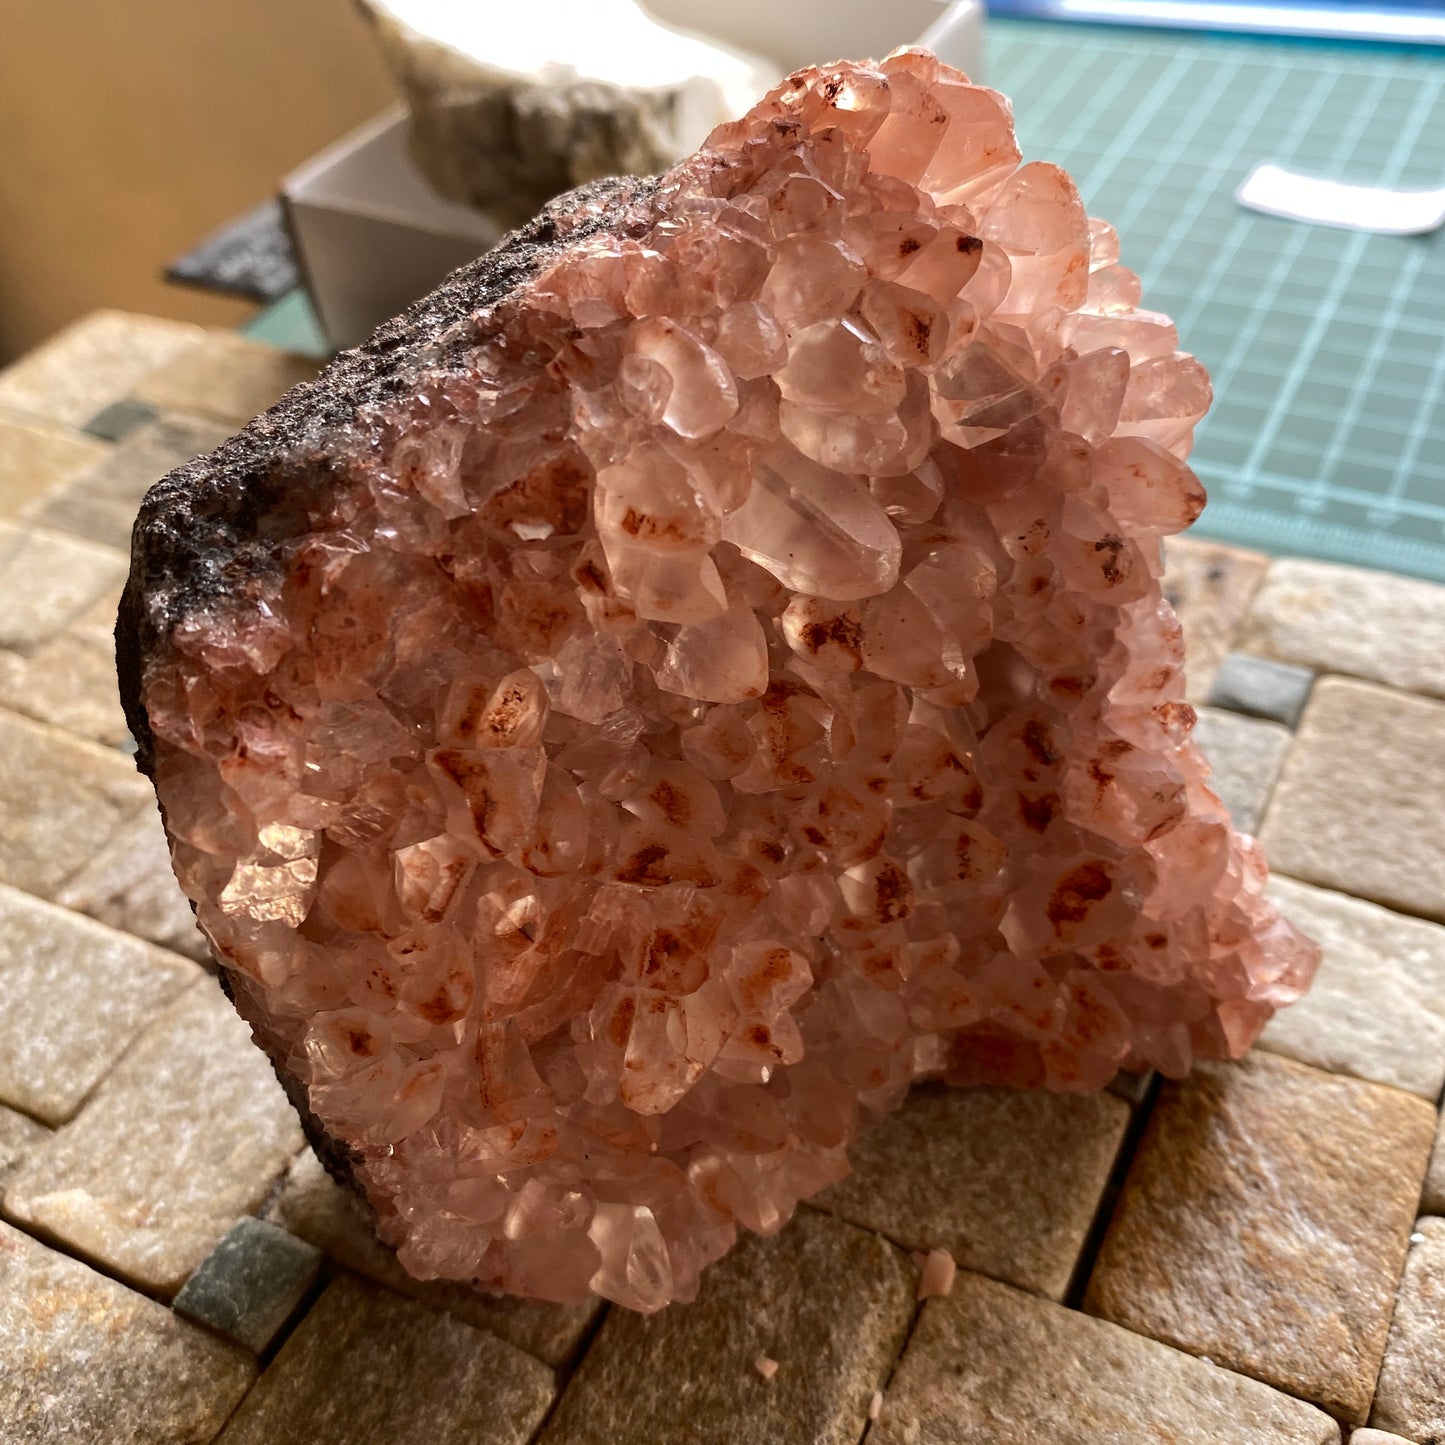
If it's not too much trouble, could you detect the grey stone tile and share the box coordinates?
[1163,536,1270,703]
[5,980,303,1294]
[1261,876,1445,1100]
[1422,1113,1445,1218]
[34,411,233,550]
[0,707,151,897]
[1192,705,1292,835]
[813,1083,1129,1300]
[54,805,208,962]
[1261,678,1445,923]
[174,1216,322,1354]
[0,520,129,649]
[0,412,107,521]
[1370,1217,1445,1441]
[0,1104,49,1190]
[0,1218,254,1443]
[0,882,198,1124]
[1207,650,1315,728]
[81,397,158,442]
[539,1209,915,1445]
[0,311,203,428]
[1242,557,1445,700]
[213,1274,554,1445]
[1085,1053,1435,1425]
[263,1147,598,1369]
[872,1270,1340,1445]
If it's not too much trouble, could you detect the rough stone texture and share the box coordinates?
[873,1269,1341,1445]
[213,1273,555,1445]
[35,411,233,551]
[0,1104,48,1190]
[539,1208,915,1445]
[0,708,152,895]
[1085,1052,1435,1425]
[120,53,1317,1311]
[1370,1217,1445,1442]
[1162,536,1271,703]
[173,1216,323,1354]
[0,1218,255,1444]
[1262,678,1445,923]
[0,621,132,746]
[133,332,321,425]
[0,411,108,520]
[54,805,208,961]
[1424,1115,1445,1218]
[1350,1432,1420,1445]
[813,1081,1128,1300]
[0,882,198,1124]
[5,980,304,1294]
[1242,557,1445,700]
[1207,650,1315,728]
[0,310,204,428]
[1261,876,1445,1100]
[0,520,129,649]
[1191,705,1292,835]
[263,1146,599,1367]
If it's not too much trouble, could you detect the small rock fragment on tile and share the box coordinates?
[174,1217,323,1354]
[915,1247,957,1300]
[1206,651,1314,728]
[754,1354,779,1381]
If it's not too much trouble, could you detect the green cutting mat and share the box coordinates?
[989,20,1445,581]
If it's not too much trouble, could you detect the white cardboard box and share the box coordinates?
[283,2,984,351]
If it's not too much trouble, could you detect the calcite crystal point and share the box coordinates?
[119,52,1319,1313]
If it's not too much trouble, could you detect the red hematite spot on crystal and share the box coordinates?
[127,51,1321,1316]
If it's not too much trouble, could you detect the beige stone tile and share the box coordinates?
[34,411,232,550]
[1193,705,1292,835]
[0,412,108,520]
[0,709,152,896]
[134,332,320,424]
[0,882,198,1125]
[214,1274,553,1445]
[872,1269,1341,1445]
[1423,1113,1445,1217]
[0,1219,255,1443]
[54,805,207,962]
[0,520,129,649]
[263,1147,598,1368]
[5,979,303,1294]
[1261,877,1445,1100]
[1242,558,1445,701]
[0,630,129,746]
[1261,679,1445,923]
[1351,1432,1419,1445]
[0,1103,49,1189]
[813,1083,1128,1301]
[540,1209,914,1445]
[0,311,204,428]
[1085,1052,1434,1425]
[1371,1217,1445,1441]
[1163,536,1271,703]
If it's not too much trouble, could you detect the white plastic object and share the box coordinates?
[1236,162,1445,236]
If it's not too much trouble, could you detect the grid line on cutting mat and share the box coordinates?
[990,20,1445,581]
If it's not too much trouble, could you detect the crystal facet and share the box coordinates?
[119,53,1319,1313]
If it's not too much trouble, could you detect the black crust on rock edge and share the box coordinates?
[115,174,660,1214]
[116,173,660,782]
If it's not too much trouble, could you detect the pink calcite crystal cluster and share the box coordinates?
[121,52,1319,1311]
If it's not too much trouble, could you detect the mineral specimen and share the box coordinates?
[359,0,778,223]
[118,52,1320,1313]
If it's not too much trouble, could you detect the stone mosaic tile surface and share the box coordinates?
[0,312,1442,1441]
